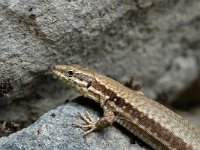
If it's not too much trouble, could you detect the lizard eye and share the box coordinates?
[68,70,74,77]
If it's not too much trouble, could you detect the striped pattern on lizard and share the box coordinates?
[52,64,200,150]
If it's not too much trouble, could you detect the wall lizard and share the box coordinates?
[52,64,200,150]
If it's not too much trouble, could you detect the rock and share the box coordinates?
[0,100,145,150]
[0,0,138,104]
[0,0,200,104]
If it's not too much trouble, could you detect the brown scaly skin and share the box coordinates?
[52,64,200,150]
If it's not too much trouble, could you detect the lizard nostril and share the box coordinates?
[52,66,56,70]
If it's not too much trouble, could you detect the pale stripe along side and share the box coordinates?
[53,66,197,150]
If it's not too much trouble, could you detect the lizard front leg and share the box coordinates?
[73,108,115,136]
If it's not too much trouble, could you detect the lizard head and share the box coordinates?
[52,64,98,101]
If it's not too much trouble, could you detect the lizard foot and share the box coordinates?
[73,111,99,136]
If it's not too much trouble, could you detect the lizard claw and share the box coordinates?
[72,111,98,136]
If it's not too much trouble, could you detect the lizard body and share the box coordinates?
[52,64,200,150]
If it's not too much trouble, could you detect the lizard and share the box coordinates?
[52,64,200,150]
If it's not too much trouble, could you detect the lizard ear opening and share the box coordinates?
[86,81,92,88]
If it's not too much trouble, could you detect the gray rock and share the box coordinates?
[1,0,200,104]
[0,101,145,150]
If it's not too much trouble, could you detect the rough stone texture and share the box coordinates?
[0,0,200,149]
[0,101,145,150]
[0,0,200,104]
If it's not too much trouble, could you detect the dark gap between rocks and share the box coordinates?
[171,74,200,111]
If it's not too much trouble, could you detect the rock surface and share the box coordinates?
[0,100,145,150]
[0,0,200,104]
